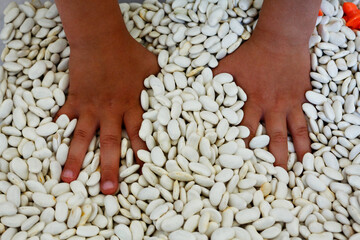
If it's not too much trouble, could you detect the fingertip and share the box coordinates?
[101,180,118,195]
[61,169,76,183]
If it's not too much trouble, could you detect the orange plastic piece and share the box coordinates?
[343,2,359,15]
[343,2,360,30]
[318,10,323,16]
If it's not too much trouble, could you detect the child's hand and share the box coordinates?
[214,34,311,168]
[55,34,159,194]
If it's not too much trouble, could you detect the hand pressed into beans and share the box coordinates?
[53,40,159,194]
[53,1,160,195]
[214,35,312,168]
[213,0,321,168]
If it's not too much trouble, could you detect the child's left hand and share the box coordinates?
[214,33,312,168]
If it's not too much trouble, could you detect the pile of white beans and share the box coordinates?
[0,0,360,239]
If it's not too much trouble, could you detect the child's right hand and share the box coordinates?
[54,0,159,194]
[55,31,159,195]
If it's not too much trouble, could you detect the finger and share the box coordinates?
[287,108,311,162]
[53,101,77,122]
[213,64,223,76]
[241,102,262,146]
[264,111,288,169]
[100,116,122,195]
[124,105,147,166]
[213,55,232,76]
[61,114,97,182]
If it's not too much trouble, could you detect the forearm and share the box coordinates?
[253,0,322,47]
[55,0,130,48]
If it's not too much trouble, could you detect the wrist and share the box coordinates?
[69,29,147,64]
[251,24,310,50]
[56,0,132,49]
[250,0,320,50]
[66,23,133,49]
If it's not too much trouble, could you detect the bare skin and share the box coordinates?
[55,0,321,194]
[214,0,321,168]
[55,0,159,194]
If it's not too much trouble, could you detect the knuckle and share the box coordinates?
[269,131,288,143]
[73,129,89,141]
[255,96,267,105]
[79,107,96,118]
[245,101,262,112]
[292,126,309,138]
[101,134,121,146]
[268,100,288,111]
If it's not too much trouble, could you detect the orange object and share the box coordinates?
[318,10,323,16]
[343,2,360,30]
[343,2,359,16]
[347,14,360,29]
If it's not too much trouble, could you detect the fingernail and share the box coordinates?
[62,169,74,181]
[102,181,115,192]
